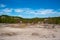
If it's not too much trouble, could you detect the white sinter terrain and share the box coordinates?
[0,24,60,40]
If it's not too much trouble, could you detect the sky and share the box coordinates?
[0,0,60,18]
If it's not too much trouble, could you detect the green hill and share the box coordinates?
[0,15,60,24]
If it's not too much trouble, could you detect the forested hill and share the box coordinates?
[0,15,60,24]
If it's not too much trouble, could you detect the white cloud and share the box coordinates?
[14,8,60,15]
[35,9,55,14]
[14,9,24,12]
[0,4,6,7]
[0,11,10,15]
[0,8,60,17]
[0,8,13,15]
[2,8,13,13]
[18,15,24,17]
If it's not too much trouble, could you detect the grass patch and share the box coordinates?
[31,32,39,36]
[0,32,17,36]
[19,24,27,28]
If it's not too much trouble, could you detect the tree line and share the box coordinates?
[0,15,60,24]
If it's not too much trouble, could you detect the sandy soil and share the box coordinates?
[0,24,60,40]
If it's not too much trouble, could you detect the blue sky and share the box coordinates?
[0,0,60,18]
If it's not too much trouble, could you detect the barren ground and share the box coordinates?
[0,24,60,40]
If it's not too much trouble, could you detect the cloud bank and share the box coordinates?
[0,4,60,18]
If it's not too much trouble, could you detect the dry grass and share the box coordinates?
[0,32,17,36]
[19,24,27,28]
[31,32,40,36]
